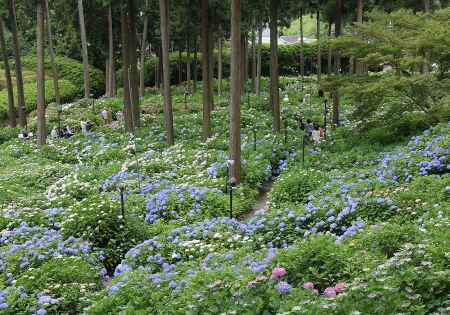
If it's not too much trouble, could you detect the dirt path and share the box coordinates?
[241,181,273,221]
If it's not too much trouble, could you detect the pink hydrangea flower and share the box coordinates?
[324,287,336,297]
[334,282,345,293]
[271,267,287,279]
[303,282,314,289]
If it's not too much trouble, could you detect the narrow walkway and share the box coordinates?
[241,181,273,221]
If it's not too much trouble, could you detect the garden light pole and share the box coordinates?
[302,134,305,167]
[253,125,257,151]
[119,186,125,217]
[323,98,328,139]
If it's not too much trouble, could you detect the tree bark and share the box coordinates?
[208,26,214,111]
[201,0,211,140]
[218,35,223,97]
[244,34,249,84]
[78,0,90,98]
[158,45,163,93]
[316,10,321,82]
[127,0,140,128]
[424,0,430,12]
[8,0,26,128]
[121,7,134,133]
[327,23,332,75]
[36,0,46,145]
[240,35,246,93]
[300,9,305,86]
[186,38,191,93]
[108,5,115,97]
[159,0,174,145]
[140,15,149,97]
[355,0,364,74]
[193,37,198,93]
[332,0,342,127]
[178,49,182,84]
[230,0,241,184]
[256,22,262,97]
[0,18,16,127]
[251,27,257,94]
[106,59,110,95]
[44,0,61,120]
[270,0,280,132]
[423,0,430,73]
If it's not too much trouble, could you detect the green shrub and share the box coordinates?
[0,127,21,144]
[0,79,78,120]
[8,257,103,315]
[269,167,326,209]
[274,236,355,291]
[19,55,105,97]
[349,221,420,258]
[60,194,154,272]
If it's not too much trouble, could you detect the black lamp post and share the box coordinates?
[284,117,288,145]
[90,93,95,113]
[229,176,236,219]
[302,134,305,167]
[119,186,125,218]
[323,98,328,139]
[253,125,257,151]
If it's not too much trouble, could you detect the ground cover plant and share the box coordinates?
[1,76,449,314]
[1,1,449,314]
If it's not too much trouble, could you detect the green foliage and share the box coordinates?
[126,42,327,88]
[0,79,78,121]
[19,55,105,96]
[60,195,154,273]
[269,167,327,209]
[8,257,103,315]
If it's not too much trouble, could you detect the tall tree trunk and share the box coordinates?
[107,5,116,97]
[256,21,262,97]
[327,23,332,75]
[332,0,342,127]
[240,35,246,93]
[155,55,159,88]
[78,0,90,98]
[36,0,46,145]
[140,15,149,97]
[218,35,223,97]
[106,59,110,95]
[8,0,26,128]
[251,27,257,94]
[158,46,163,93]
[355,0,364,74]
[0,18,16,127]
[159,0,174,145]
[121,7,134,132]
[316,10,321,82]
[299,9,305,86]
[127,0,140,128]
[111,50,116,95]
[423,0,430,73]
[201,0,211,140]
[208,26,214,111]
[186,38,191,93]
[244,34,249,84]
[193,38,198,93]
[230,0,241,184]
[178,49,182,84]
[270,0,280,132]
[44,0,61,125]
